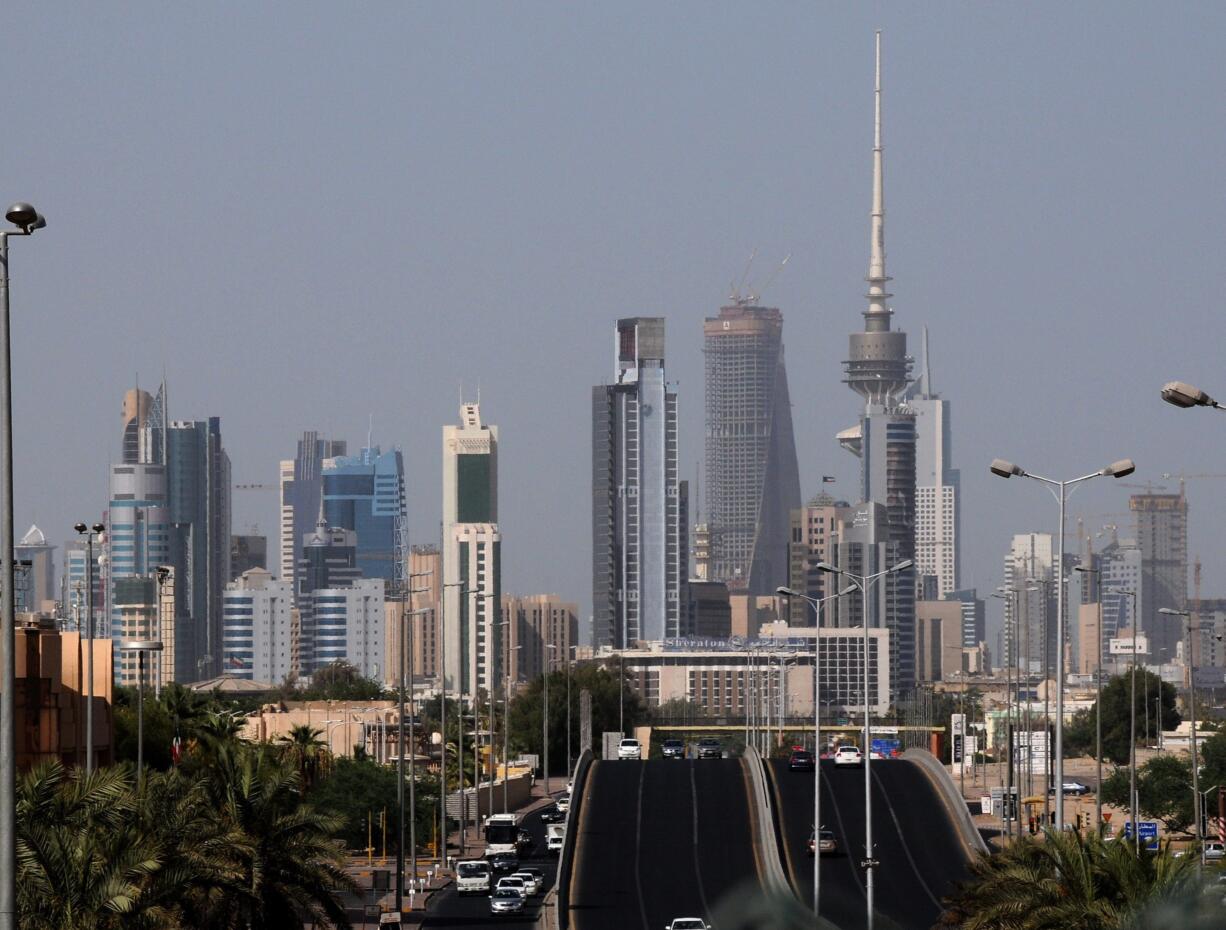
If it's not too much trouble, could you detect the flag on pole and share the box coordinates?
[822,476,836,483]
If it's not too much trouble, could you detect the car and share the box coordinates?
[455,858,492,895]
[618,738,642,760]
[546,822,565,854]
[661,738,686,759]
[488,851,520,873]
[495,875,527,895]
[1205,841,1226,861]
[519,866,545,890]
[378,914,403,928]
[511,870,541,894]
[807,828,837,856]
[517,828,533,853]
[834,745,863,768]
[1048,781,1091,796]
[556,795,571,813]
[696,738,722,759]
[788,749,815,771]
[489,888,524,915]
[540,805,566,824]
[665,919,710,930]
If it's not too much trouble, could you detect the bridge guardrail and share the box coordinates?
[553,747,594,930]
[743,747,793,900]
[901,747,989,857]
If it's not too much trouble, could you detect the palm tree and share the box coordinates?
[203,746,355,929]
[16,761,170,930]
[940,829,1199,930]
[277,724,330,787]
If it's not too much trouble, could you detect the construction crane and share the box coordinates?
[728,251,790,306]
[1160,472,1226,500]
[234,483,277,492]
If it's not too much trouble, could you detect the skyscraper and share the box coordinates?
[703,303,801,596]
[787,493,854,627]
[592,317,685,647]
[106,461,169,643]
[222,568,294,682]
[838,32,917,693]
[166,417,231,681]
[322,445,406,583]
[279,431,347,597]
[1132,492,1187,663]
[905,328,960,598]
[15,525,55,612]
[442,403,501,696]
[1003,533,1056,673]
[296,513,362,673]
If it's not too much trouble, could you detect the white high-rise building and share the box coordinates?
[906,327,960,599]
[309,578,385,680]
[278,459,294,583]
[442,403,501,697]
[1003,533,1056,673]
[222,568,295,682]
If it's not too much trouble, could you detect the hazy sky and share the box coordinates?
[4,4,1226,650]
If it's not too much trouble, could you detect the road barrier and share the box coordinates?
[552,748,594,930]
[901,747,989,857]
[743,747,793,900]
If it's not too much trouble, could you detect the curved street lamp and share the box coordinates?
[1161,381,1224,411]
[989,456,1135,833]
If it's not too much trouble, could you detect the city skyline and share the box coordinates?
[6,7,1226,658]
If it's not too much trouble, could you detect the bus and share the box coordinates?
[483,813,520,856]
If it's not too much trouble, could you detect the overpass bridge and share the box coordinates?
[556,749,982,930]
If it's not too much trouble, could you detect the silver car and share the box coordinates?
[489,888,524,914]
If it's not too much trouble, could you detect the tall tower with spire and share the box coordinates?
[838,31,917,695]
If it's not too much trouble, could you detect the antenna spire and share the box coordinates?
[865,29,892,331]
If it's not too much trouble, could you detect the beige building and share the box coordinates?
[242,700,404,761]
[729,594,786,639]
[787,493,854,626]
[502,594,578,683]
[1078,603,1103,676]
[384,545,442,690]
[915,600,965,682]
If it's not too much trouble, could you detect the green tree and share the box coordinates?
[939,827,1199,929]
[1065,670,1178,763]
[296,661,384,701]
[1101,754,1194,835]
[507,663,646,776]
[309,757,440,855]
[277,724,331,788]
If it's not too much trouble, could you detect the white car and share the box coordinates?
[495,875,527,896]
[834,745,863,768]
[618,738,642,760]
[556,795,571,813]
[665,919,710,930]
[1205,841,1225,861]
[511,870,541,895]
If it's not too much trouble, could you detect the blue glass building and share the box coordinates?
[322,446,405,584]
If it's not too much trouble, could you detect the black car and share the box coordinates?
[517,828,533,853]
[488,851,520,873]
[697,738,722,759]
[539,805,566,824]
[661,738,685,759]
[788,749,815,771]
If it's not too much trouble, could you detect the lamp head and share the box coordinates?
[990,458,1024,479]
[73,522,87,534]
[839,584,858,597]
[814,562,838,574]
[1158,607,1189,617]
[92,522,104,534]
[1073,565,1097,574]
[5,202,40,233]
[775,586,798,597]
[1104,459,1136,479]
[889,559,913,573]
[1162,381,1216,409]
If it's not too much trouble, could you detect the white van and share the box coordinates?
[456,858,492,895]
[546,822,565,855]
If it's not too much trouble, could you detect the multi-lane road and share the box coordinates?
[566,758,765,930]
[421,802,559,928]
[767,758,972,930]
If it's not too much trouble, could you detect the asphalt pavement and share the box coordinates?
[420,800,560,929]
[767,758,971,930]
[567,758,764,930]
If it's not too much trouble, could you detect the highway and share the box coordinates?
[420,801,558,928]
[767,758,971,930]
[566,758,764,930]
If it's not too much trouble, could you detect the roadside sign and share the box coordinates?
[1123,821,1160,851]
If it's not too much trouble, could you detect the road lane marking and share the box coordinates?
[634,762,650,930]
[821,766,867,900]
[690,762,713,920]
[870,766,942,910]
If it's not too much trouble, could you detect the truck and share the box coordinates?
[483,813,520,856]
[546,822,565,855]
[455,858,491,895]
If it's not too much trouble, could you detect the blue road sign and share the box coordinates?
[1123,821,1160,850]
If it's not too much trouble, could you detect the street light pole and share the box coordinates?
[2,205,45,930]
[120,641,163,795]
[777,583,855,924]
[990,456,1135,831]
[543,642,557,798]
[74,523,104,773]
[816,559,911,930]
[1159,607,1203,871]
[1074,566,1106,834]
